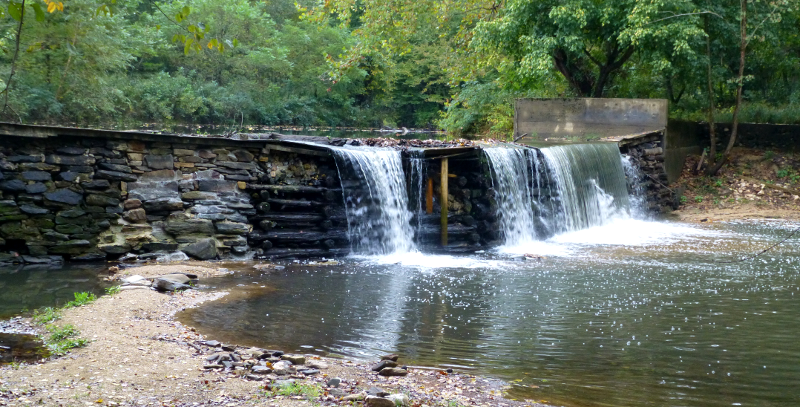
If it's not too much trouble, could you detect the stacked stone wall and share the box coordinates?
[618,131,676,212]
[0,134,342,265]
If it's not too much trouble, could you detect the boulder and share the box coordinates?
[8,154,43,163]
[371,360,397,372]
[153,274,194,291]
[56,147,86,155]
[377,367,408,377]
[180,238,217,260]
[21,171,51,181]
[96,170,138,182]
[233,150,255,162]
[98,163,132,173]
[24,183,48,194]
[19,204,49,215]
[365,396,396,407]
[81,179,111,189]
[144,154,174,170]
[45,154,96,166]
[143,197,183,212]
[215,221,251,235]
[123,208,147,223]
[281,354,305,365]
[0,180,26,192]
[165,214,214,235]
[386,394,410,406]
[123,199,143,210]
[86,194,119,207]
[44,189,83,205]
[180,191,217,201]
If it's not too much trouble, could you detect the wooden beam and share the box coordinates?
[426,178,433,214]
[264,143,331,157]
[440,157,448,246]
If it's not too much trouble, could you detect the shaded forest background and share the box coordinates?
[1,0,799,137]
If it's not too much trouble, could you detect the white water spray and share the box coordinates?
[331,146,416,255]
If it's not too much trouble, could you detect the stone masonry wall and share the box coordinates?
[618,131,677,212]
[0,134,341,265]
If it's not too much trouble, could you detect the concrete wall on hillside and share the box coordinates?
[514,98,668,141]
[664,120,705,184]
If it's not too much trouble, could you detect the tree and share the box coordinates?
[705,0,794,175]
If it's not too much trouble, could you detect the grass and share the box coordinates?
[105,285,121,295]
[29,291,98,357]
[64,292,97,308]
[32,307,61,324]
[265,382,322,399]
[45,324,88,356]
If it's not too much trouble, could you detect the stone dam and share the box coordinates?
[0,123,674,265]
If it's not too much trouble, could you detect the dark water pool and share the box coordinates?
[179,219,800,407]
[0,263,109,319]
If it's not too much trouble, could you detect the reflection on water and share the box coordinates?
[180,219,800,407]
[0,263,109,319]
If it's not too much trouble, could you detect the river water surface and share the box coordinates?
[179,219,800,407]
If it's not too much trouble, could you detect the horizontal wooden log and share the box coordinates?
[262,230,348,243]
[257,247,350,259]
[245,183,341,195]
[252,213,325,223]
[415,224,477,237]
[267,198,324,208]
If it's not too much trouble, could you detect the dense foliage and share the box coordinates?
[0,0,799,136]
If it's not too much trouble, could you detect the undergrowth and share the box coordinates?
[45,324,88,356]
[265,382,322,399]
[29,292,97,357]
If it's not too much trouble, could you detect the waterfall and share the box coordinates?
[484,147,539,245]
[484,143,634,245]
[331,146,416,255]
[539,143,631,233]
[408,150,427,243]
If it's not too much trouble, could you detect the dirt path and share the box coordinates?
[0,265,544,407]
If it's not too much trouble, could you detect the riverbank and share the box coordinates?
[0,263,545,407]
[671,147,800,222]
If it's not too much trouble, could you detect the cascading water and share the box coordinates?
[484,148,539,244]
[485,143,635,245]
[331,147,416,255]
[407,150,427,243]
[539,143,632,232]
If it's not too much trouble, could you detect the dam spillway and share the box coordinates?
[0,123,670,264]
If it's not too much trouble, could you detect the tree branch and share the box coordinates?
[1,0,25,121]
[646,10,723,25]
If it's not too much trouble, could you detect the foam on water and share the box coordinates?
[352,252,512,270]
[499,218,725,256]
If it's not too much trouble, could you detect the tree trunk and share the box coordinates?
[704,13,718,174]
[1,0,26,121]
[708,0,747,176]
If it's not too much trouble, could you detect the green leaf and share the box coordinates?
[184,38,193,55]
[175,12,183,22]
[232,38,239,47]
[31,2,45,22]
[182,6,190,17]
[172,34,180,43]
[8,1,22,21]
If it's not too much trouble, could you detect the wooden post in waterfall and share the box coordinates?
[440,157,448,246]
